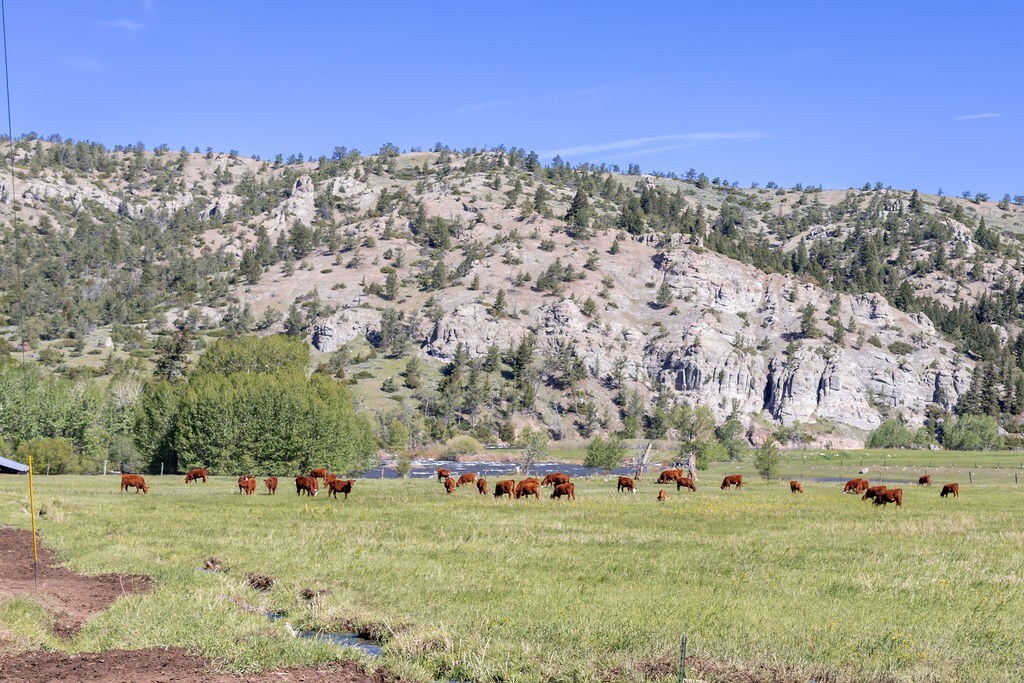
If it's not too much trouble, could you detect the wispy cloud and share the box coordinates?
[100,18,145,32]
[541,132,770,158]
[67,57,102,72]
[614,143,700,158]
[955,112,1002,121]
[458,78,660,113]
[141,0,157,12]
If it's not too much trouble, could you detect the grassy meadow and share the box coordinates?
[1,464,1023,682]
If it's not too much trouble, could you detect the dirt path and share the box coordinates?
[0,528,393,682]
[0,648,393,683]
[0,527,152,636]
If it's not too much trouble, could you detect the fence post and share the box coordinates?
[969,471,973,485]
[678,634,687,683]
[160,463,164,476]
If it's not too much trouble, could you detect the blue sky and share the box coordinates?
[4,1,1022,196]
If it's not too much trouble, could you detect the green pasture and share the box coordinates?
[0,469,1022,682]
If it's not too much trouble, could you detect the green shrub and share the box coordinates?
[445,435,483,460]
[888,341,913,355]
[943,414,1002,451]
[866,419,915,449]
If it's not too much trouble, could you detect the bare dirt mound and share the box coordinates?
[0,648,393,683]
[0,527,153,636]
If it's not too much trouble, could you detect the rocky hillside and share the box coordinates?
[2,137,1024,447]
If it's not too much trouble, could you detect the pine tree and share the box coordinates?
[283,304,305,338]
[385,271,399,300]
[800,303,821,339]
[153,326,194,382]
[564,189,591,238]
[239,249,262,285]
[655,279,673,308]
[492,289,507,317]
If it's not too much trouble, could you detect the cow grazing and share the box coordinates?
[456,473,477,487]
[617,476,635,493]
[541,472,570,487]
[872,488,903,507]
[918,474,932,486]
[264,477,278,495]
[657,489,667,502]
[862,485,887,501]
[326,478,354,499]
[940,482,959,498]
[789,480,803,494]
[437,468,452,482]
[515,479,541,500]
[676,477,697,492]
[443,477,456,495]
[551,483,576,500]
[309,468,328,481]
[476,477,488,495]
[721,474,743,490]
[120,474,149,494]
[184,468,208,484]
[844,478,869,494]
[657,469,686,484]
[239,476,256,496]
[493,479,515,499]
[295,476,319,497]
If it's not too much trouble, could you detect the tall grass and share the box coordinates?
[1,472,1022,682]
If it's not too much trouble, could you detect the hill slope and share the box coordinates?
[2,136,1024,446]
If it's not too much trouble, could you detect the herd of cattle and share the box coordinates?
[117,467,961,506]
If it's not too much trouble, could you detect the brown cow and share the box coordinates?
[862,485,887,501]
[326,478,354,499]
[676,477,697,492]
[657,469,686,484]
[295,476,319,496]
[324,473,338,485]
[789,480,803,494]
[515,479,541,500]
[120,473,148,494]
[264,476,278,495]
[237,475,254,494]
[437,467,452,482]
[309,468,328,480]
[940,482,959,498]
[844,478,869,494]
[918,474,932,486]
[551,482,576,500]
[184,468,208,484]
[617,476,635,493]
[476,477,488,495]
[541,472,570,487]
[443,477,456,495]
[239,476,256,496]
[493,479,515,499]
[455,473,477,487]
[657,489,667,502]
[873,488,903,507]
[721,474,743,490]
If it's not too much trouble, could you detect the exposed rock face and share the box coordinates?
[311,321,337,353]
[425,303,526,359]
[401,244,970,434]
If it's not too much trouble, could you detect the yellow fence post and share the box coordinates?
[28,454,38,587]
